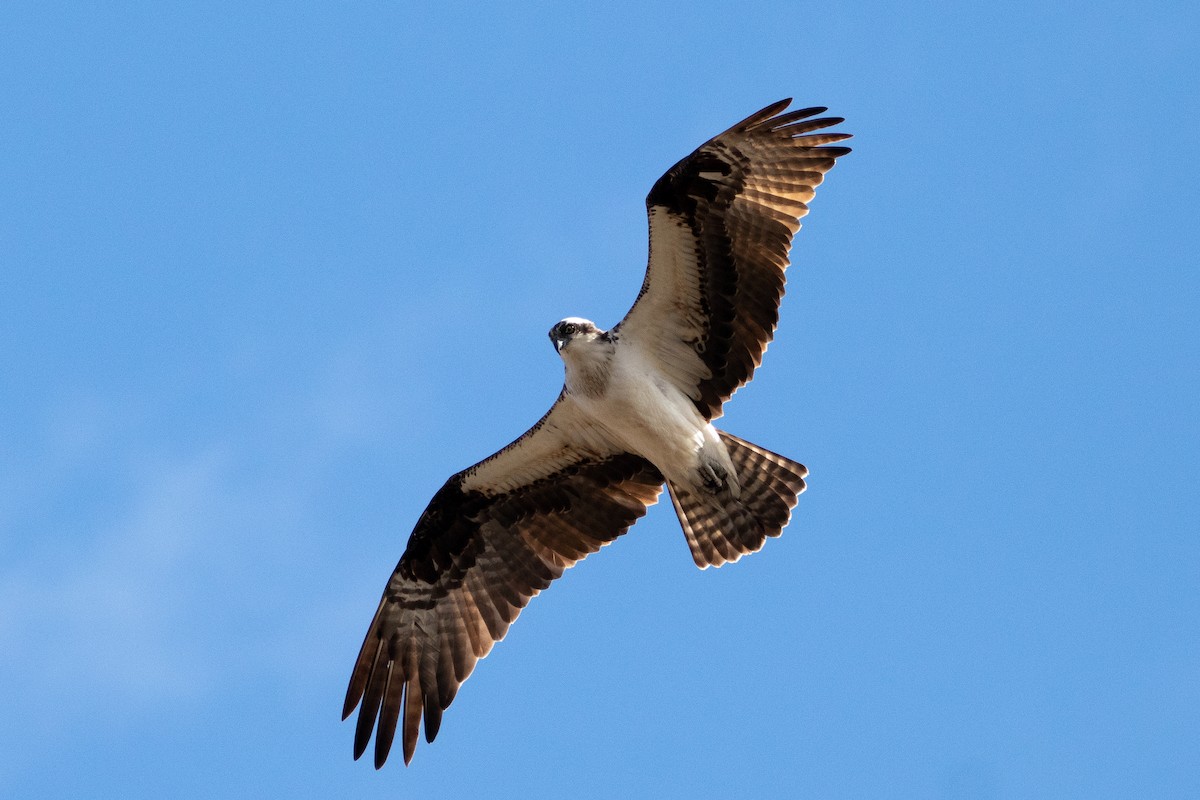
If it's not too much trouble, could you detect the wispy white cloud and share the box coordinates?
[0,446,233,706]
[0,342,390,720]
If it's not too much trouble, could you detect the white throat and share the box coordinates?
[560,335,613,398]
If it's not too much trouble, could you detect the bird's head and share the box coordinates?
[548,317,602,354]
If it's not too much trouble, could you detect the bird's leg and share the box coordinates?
[699,460,728,493]
[694,439,741,499]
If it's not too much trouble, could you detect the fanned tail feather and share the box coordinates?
[668,431,808,569]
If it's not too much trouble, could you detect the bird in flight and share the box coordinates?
[343,99,851,768]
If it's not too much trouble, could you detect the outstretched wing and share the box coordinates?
[343,394,664,768]
[615,100,851,420]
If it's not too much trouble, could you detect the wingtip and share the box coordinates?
[790,105,829,118]
[735,98,793,132]
[352,734,368,762]
[424,704,444,743]
[341,695,359,721]
[763,98,793,119]
[353,703,379,763]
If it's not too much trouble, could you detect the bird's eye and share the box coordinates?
[563,323,577,336]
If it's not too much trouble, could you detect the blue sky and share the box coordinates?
[2,2,1197,797]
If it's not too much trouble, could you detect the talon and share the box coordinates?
[701,463,724,492]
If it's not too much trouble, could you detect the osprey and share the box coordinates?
[344,99,850,767]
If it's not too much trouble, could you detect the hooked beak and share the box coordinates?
[552,334,567,352]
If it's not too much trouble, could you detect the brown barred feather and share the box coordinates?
[620,99,851,420]
[669,431,808,569]
[344,444,664,767]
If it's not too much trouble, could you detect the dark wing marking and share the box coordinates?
[615,100,851,420]
[343,396,663,768]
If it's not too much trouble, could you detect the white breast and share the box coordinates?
[574,343,721,484]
